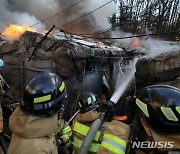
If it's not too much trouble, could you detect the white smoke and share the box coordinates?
[9,12,46,32]
[84,0,116,30]
[112,29,180,58]
[0,0,116,34]
[0,0,46,32]
[111,30,135,46]
[143,38,180,58]
[8,0,59,18]
[54,0,117,33]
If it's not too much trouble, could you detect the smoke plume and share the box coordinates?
[1,0,178,56]
[0,0,116,34]
[112,29,180,58]
[0,0,46,32]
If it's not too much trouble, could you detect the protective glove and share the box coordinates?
[101,100,116,117]
[115,96,135,125]
[56,138,63,151]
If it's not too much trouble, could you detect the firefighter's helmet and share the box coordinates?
[20,72,66,117]
[78,92,101,113]
[0,59,4,67]
[134,85,180,134]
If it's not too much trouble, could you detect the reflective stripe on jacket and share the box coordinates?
[73,122,101,142]
[101,134,127,154]
[72,122,101,153]
[56,119,72,154]
[73,137,100,153]
[57,119,72,143]
[60,124,72,143]
[98,120,130,154]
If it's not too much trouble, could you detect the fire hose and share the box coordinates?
[78,65,136,154]
[78,113,105,154]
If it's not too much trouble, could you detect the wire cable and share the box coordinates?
[80,31,179,39]
[54,6,146,36]
[53,25,115,36]
[58,0,113,28]
[54,27,179,40]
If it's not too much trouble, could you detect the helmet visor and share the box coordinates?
[139,86,180,107]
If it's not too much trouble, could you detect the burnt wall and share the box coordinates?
[135,50,180,90]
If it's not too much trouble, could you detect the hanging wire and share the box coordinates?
[77,31,179,39]
[54,27,179,40]
[57,0,114,28]
[53,5,151,37]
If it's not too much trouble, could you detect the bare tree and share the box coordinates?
[112,0,180,40]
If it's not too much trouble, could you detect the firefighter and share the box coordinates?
[98,85,180,153]
[132,85,180,153]
[7,72,71,154]
[72,92,110,154]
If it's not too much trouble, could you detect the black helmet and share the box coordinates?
[78,92,101,114]
[20,72,67,117]
[133,85,180,134]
